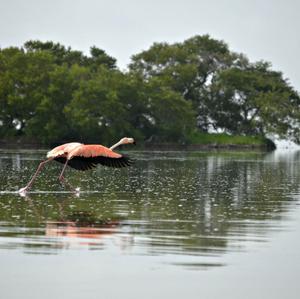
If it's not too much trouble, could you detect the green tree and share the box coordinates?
[129,35,300,141]
[0,41,119,144]
[1,37,299,145]
[129,35,242,130]
[24,40,85,67]
[25,64,90,144]
[64,67,143,144]
[0,47,54,137]
[64,67,195,144]
[208,62,300,140]
[24,40,117,70]
[135,77,195,143]
[89,46,117,70]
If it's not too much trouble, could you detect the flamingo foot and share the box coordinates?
[59,176,80,195]
[18,187,28,197]
[74,187,81,197]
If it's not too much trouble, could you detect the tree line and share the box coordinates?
[0,35,299,145]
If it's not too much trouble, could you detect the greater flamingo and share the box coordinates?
[19,137,135,194]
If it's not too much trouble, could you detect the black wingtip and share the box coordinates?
[122,155,135,167]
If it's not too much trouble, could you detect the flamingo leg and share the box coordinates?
[58,159,69,182]
[58,159,79,193]
[19,158,54,194]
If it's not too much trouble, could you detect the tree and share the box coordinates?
[24,40,87,67]
[129,35,242,129]
[129,35,235,91]
[0,41,120,144]
[207,62,300,140]
[1,37,299,145]
[64,67,142,144]
[64,67,195,144]
[134,76,195,143]
[25,64,90,144]
[129,35,300,141]
[0,47,54,137]
[24,40,117,70]
[89,46,117,70]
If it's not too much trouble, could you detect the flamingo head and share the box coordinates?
[120,137,135,145]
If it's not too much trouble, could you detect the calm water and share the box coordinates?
[0,150,300,299]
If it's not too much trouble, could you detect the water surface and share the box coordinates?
[0,150,300,299]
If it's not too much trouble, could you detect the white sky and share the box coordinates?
[1,0,300,90]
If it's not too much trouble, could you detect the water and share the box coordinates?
[0,150,300,299]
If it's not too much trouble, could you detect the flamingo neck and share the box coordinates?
[110,140,123,150]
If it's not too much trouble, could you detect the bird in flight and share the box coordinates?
[19,137,135,195]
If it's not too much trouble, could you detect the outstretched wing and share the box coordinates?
[55,144,134,171]
[54,156,96,171]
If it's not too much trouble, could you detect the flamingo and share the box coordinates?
[18,137,135,195]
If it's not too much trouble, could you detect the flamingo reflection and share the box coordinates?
[45,211,134,250]
[46,218,118,245]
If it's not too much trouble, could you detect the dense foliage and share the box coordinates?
[0,36,299,145]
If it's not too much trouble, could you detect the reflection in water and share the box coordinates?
[0,150,299,269]
[46,219,116,241]
[45,210,133,250]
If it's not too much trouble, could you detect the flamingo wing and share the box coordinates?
[55,144,133,171]
[47,142,82,158]
[54,156,98,171]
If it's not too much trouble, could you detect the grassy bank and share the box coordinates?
[186,132,276,150]
[142,132,276,151]
[188,132,269,145]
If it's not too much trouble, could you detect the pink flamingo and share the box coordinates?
[19,137,135,194]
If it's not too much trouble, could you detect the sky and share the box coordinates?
[0,0,300,90]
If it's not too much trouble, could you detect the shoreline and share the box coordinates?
[0,141,275,152]
[142,143,273,151]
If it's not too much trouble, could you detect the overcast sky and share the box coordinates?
[1,0,300,90]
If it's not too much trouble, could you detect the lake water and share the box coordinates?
[0,150,300,299]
